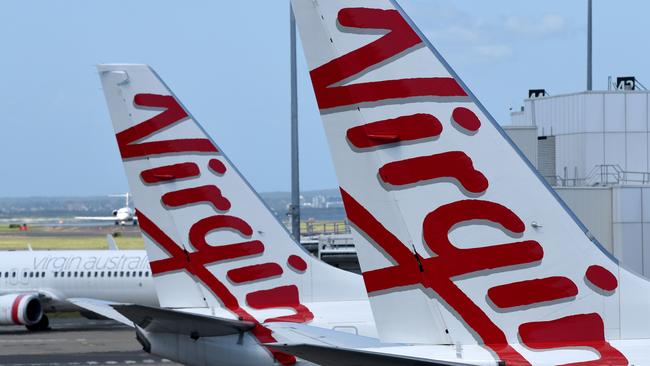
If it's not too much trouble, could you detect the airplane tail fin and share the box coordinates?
[291,0,650,363]
[97,65,365,327]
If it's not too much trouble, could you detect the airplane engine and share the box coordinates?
[0,294,43,327]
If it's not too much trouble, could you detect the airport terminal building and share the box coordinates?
[506,84,650,276]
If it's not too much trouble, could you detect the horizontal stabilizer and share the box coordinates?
[68,298,132,326]
[112,304,254,337]
[268,322,386,348]
[269,344,474,366]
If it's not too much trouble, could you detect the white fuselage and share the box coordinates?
[115,207,135,222]
[0,250,158,312]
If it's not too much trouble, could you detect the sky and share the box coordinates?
[0,0,648,197]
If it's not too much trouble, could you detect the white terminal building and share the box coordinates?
[505,79,650,276]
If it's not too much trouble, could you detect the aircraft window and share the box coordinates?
[74,272,78,277]
[132,271,136,277]
[126,272,130,277]
[3,272,7,278]
[138,271,142,277]
[120,271,124,277]
[42,272,45,278]
[113,271,118,277]
[107,272,111,277]
[145,271,150,277]
[54,272,58,278]
[94,272,98,277]
[81,272,85,278]
[100,272,104,278]
[35,272,39,278]
[29,272,33,278]
[12,272,16,278]
[67,271,72,277]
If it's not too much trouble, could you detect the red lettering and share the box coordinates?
[519,313,627,365]
[116,94,217,159]
[310,8,466,110]
[487,277,578,309]
[247,285,314,323]
[451,107,481,133]
[141,162,200,184]
[228,263,283,284]
[162,185,231,212]
[139,211,296,365]
[341,189,542,365]
[585,265,618,292]
[208,158,227,175]
[347,114,442,149]
[378,151,488,194]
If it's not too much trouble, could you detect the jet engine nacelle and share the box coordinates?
[0,294,43,326]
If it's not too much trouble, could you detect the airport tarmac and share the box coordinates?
[0,317,180,366]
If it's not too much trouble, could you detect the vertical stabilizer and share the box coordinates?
[97,64,366,326]
[291,0,650,364]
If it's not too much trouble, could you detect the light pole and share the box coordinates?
[587,0,593,91]
[289,4,301,241]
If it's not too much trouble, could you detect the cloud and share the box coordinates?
[474,45,513,59]
[399,1,573,64]
[504,14,568,38]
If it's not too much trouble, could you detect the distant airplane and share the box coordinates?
[0,242,156,331]
[75,193,137,226]
[281,0,650,365]
[87,63,376,366]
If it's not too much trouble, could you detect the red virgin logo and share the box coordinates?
[321,7,626,365]
[118,93,312,365]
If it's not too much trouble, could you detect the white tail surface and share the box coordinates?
[97,65,367,358]
[292,0,650,364]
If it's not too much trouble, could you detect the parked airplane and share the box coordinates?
[0,246,156,331]
[281,0,650,365]
[75,193,137,226]
[91,63,377,366]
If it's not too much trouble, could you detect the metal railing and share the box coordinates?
[548,164,650,187]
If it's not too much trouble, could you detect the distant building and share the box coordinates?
[506,86,650,277]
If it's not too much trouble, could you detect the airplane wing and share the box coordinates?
[112,304,255,337]
[269,344,474,366]
[74,216,118,221]
[68,298,133,326]
[266,323,481,366]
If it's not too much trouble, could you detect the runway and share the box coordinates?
[0,317,180,366]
